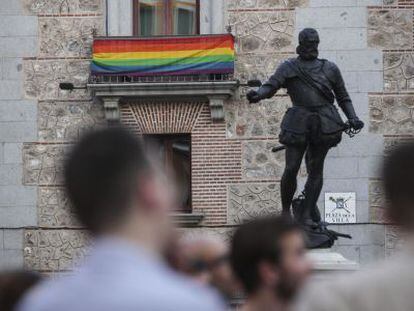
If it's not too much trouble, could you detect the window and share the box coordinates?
[144,134,191,213]
[133,0,200,36]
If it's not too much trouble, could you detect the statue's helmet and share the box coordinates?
[296,28,320,60]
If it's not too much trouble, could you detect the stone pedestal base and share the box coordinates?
[307,249,359,281]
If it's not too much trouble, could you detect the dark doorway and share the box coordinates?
[144,134,191,213]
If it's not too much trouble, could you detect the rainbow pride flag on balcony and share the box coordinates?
[91,34,235,76]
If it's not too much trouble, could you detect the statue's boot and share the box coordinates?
[310,204,322,223]
[296,203,316,225]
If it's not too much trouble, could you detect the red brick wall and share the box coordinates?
[191,104,242,225]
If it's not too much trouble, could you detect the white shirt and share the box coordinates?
[18,238,225,311]
[296,250,414,311]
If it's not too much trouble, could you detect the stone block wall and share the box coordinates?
[13,0,104,272]
[0,0,38,270]
[24,229,90,272]
[367,1,414,256]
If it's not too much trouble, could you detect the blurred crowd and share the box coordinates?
[1,127,414,311]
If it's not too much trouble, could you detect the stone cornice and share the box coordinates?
[88,81,240,122]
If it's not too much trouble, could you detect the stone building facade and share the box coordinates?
[0,0,412,272]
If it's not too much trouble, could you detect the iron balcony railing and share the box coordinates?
[88,73,235,84]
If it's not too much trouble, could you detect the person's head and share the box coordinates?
[230,216,311,303]
[177,234,238,299]
[296,28,320,60]
[0,270,41,311]
[383,141,414,231]
[64,127,176,249]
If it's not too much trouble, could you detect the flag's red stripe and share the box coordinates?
[93,35,234,53]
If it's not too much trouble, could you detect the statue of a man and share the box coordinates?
[247,28,364,229]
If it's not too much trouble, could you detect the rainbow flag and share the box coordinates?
[91,34,235,76]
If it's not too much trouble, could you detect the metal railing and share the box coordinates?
[88,73,235,84]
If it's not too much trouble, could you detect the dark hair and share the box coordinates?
[0,270,41,311]
[383,141,414,228]
[230,216,300,295]
[64,127,152,234]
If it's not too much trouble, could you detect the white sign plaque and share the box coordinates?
[324,192,356,224]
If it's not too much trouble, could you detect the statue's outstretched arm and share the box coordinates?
[247,63,286,103]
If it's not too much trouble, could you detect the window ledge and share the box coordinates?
[88,80,239,122]
[170,213,204,227]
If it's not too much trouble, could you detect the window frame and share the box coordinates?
[133,0,200,37]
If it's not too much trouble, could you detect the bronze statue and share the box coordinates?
[247,28,364,248]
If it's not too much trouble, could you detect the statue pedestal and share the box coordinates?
[307,249,359,281]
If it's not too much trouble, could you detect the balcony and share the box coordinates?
[87,34,239,122]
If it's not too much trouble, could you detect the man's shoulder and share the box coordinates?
[19,268,225,311]
[17,277,69,311]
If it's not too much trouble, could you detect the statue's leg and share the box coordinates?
[301,144,330,222]
[281,145,307,216]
